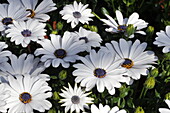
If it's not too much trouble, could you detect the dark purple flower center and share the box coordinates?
[21,29,32,37]
[94,68,106,78]
[2,17,13,25]
[73,11,81,18]
[71,95,80,104]
[118,25,127,31]
[19,92,32,104]
[54,49,67,59]
[121,58,134,69]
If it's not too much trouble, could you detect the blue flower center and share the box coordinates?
[73,11,81,18]
[118,25,127,32]
[19,92,32,104]
[121,58,134,69]
[94,68,106,78]
[79,37,88,43]
[71,95,80,104]
[54,49,67,59]
[2,17,13,25]
[21,29,32,37]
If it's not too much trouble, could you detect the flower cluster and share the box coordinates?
[0,0,169,113]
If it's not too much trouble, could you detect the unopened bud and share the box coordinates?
[151,68,159,77]
[126,24,135,37]
[59,70,67,80]
[53,91,60,100]
[135,106,145,113]
[146,26,154,35]
[57,21,63,30]
[165,93,170,100]
[144,77,155,89]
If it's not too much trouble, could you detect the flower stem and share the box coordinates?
[92,12,101,20]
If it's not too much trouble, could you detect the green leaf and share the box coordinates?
[127,98,135,108]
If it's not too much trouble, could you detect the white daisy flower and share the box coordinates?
[0,83,10,112]
[34,32,86,68]
[100,38,157,80]
[60,1,94,28]
[159,100,170,113]
[5,19,46,47]
[91,104,127,113]
[72,27,102,51]
[73,49,129,95]
[59,83,94,113]
[0,2,28,31]
[5,74,52,113]
[100,10,148,38]
[8,0,57,22]
[0,53,49,81]
[153,25,170,53]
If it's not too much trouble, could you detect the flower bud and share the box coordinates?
[144,77,155,89]
[135,106,145,113]
[151,68,159,77]
[146,26,154,35]
[59,70,67,80]
[53,91,60,100]
[165,93,170,100]
[51,30,58,35]
[126,24,135,37]
[57,21,63,30]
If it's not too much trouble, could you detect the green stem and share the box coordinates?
[143,88,148,97]
[111,0,116,12]
[92,12,101,20]
[118,98,121,107]
[139,0,145,9]
[139,87,145,99]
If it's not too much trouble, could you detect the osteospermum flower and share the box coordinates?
[100,10,148,38]
[73,50,130,95]
[91,104,127,113]
[0,84,10,112]
[153,26,170,53]
[5,74,52,113]
[72,27,102,51]
[60,1,94,28]
[8,0,57,22]
[5,19,46,47]
[0,53,49,81]
[159,100,170,113]
[34,32,85,68]
[0,2,28,32]
[100,38,157,80]
[59,83,93,113]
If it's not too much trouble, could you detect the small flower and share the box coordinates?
[5,19,46,47]
[72,27,102,51]
[0,53,49,81]
[11,0,57,22]
[0,83,10,112]
[60,1,94,28]
[34,32,85,68]
[59,83,93,113]
[5,74,52,113]
[159,100,170,113]
[100,10,148,38]
[91,104,127,113]
[0,2,28,31]
[100,38,157,80]
[73,49,129,95]
[153,25,170,53]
